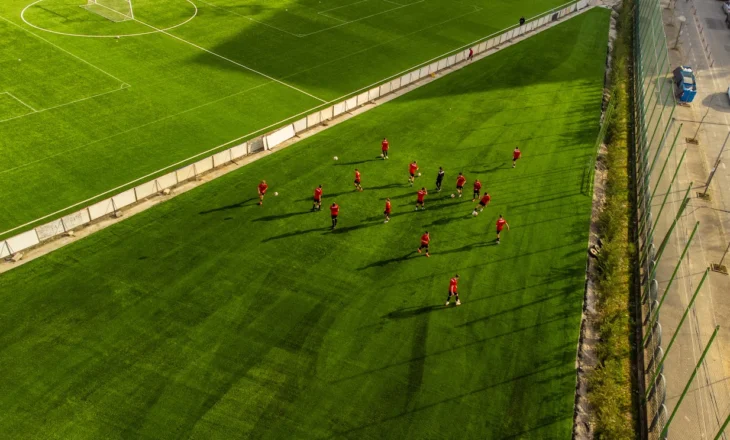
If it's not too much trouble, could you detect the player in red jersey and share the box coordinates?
[513,147,521,168]
[496,214,510,244]
[472,179,482,202]
[354,168,363,191]
[473,192,491,215]
[330,202,340,229]
[417,231,430,257]
[467,48,474,61]
[381,138,389,159]
[257,180,268,206]
[384,198,392,223]
[408,161,419,186]
[415,187,428,210]
[456,172,467,197]
[445,274,461,306]
[312,184,323,211]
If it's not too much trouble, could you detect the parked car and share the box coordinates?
[723,1,730,13]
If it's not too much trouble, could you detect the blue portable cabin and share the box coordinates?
[673,66,697,103]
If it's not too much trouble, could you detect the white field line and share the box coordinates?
[319,0,370,14]
[131,16,326,102]
[301,0,425,37]
[196,0,302,38]
[0,14,129,86]
[0,0,581,238]
[0,85,129,124]
[1,92,37,112]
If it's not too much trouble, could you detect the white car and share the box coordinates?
[723,1,730,14]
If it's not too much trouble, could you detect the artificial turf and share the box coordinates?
[0,0,570,236]
[0,8,610,439]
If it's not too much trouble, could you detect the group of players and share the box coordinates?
[255,139,522,305]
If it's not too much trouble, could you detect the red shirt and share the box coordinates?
[382,140,389,151]
[456,176,466,187]
[473,181,482,191]
[496,218,507,231]
[409,163,418,174]
[385,201,391,212]
[417,190,426,202]
[480,194,491,204]
[330,204,339,216]
[449,277,458,293]
[355,171,361,181]
[314,188,322,200]
[468,49,473,57]
[420,233,430,245]
[258,183,268,194]
[513,149,521,160]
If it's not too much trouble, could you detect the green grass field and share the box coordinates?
[0,0,569,236]
[0,8,609,439]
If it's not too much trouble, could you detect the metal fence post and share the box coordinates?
[645,268,709,398]
[661,325,721,437]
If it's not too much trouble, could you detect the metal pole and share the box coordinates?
[646,268,709,398]
[673,16,686,49]
[662,325,721,436]
[689,103,712,143]
[714,410,730,440]
[642,221,699,343]
[719,241,730,268]
[701,131,730,197]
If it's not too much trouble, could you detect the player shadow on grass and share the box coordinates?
[333,157,380,166]
[382,305,445,320]
[263,227,330,242]
[198,198,257,214]
[329,221,381,234]
[438,241,497,255]
[468,162,508,174]
[253,211,312,222]
[357,252,417,270]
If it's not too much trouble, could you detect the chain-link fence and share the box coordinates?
[634,0,730,438]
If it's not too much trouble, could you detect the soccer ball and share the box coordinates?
[333,156,338,161]
[417,172,421,177]
[274,192,279,196]
[380,153,384,158]
[451,194,455,198]
[472,211,479,216]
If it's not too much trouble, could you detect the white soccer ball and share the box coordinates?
[333,156,338,161]
[472,211,479,216]
[418,172,422,177]
[451,194,455,198]
[18,59,21,62]
[274,192,279,196]
[115,36,120,39]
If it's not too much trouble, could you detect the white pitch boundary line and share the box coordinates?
[0,14,129,87]
[1,92,37,112]
[130,16,326,103]
[196,0,302,38]
[319,0,370,14]
[0,0,579,238]
[0,85,130,124]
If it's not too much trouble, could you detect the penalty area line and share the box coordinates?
[1,92,37,112]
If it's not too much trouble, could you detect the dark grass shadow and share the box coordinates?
[424,214,471,226]
[293,190,354,202]
[263,226,330,242]
[253,210,312,221]
[438,241,497,255]
[198,197,257,214]
[333,157,381,165]
[468,162,509,174]
[456,290,570,328]
[383,305,445,320]
[329,221,381,234]
[358,252,417,270]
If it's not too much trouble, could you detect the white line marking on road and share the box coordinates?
[1,92,37,112]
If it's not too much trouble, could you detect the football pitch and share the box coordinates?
[0,8,609,440]
[0,0,570,237]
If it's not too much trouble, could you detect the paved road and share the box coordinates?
[650,1,730,438]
